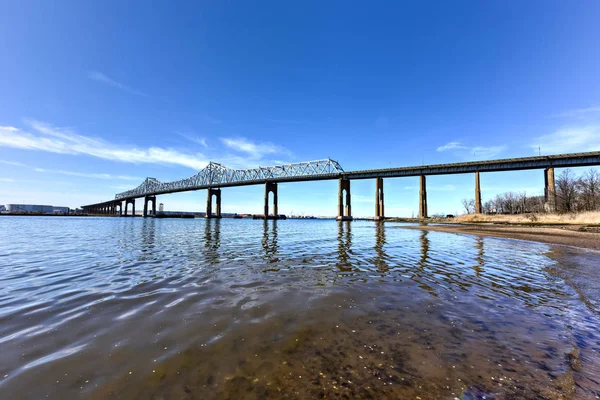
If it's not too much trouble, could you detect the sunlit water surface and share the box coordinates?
[0,217,599,399]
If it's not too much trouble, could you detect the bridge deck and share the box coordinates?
[82,151,600,207]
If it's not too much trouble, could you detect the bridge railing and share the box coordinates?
[114,159,344,200]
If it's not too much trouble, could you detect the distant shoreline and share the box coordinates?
[0,213,89,217]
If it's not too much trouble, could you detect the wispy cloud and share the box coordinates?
[553,106,600,119]
[0,159,140,181]
[221,137,290,159]
[88,71,146,96]
[436,142,463,152]
[531,125,600,154]
[34,168,142,181]
[0,120,208,170]
[436,141,506,159]
[0,159,27,167]
[179,133,208,147]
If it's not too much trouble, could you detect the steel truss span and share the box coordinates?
[114,159,345,200]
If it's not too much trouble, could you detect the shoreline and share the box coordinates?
[397,223,600,251]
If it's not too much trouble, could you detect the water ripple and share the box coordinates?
[0,217,599,398]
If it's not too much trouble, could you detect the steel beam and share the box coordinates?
[82,151,600,209]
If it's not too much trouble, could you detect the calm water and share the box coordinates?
[1,216,599,399]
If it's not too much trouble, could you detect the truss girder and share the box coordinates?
[115,159,344,200]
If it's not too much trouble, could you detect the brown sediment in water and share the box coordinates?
[4,218,600,399]
[88,284,586,400]
[398,223,600,251]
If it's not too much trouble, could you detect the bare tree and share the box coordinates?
[483,200,494,214]
[461,198,475,214]
[479,168,600,215]
[556,169,578,213]
[578,169,599,211]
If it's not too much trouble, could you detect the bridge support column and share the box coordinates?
[544,167,556,213]
[125,199,135,217]
[143,196,156,217]
[419,175,428,219]
[206,188,222,218]
[475,171,482,214]
[375,177,384,221]
[264,182,278,220]
[337,178,353,221]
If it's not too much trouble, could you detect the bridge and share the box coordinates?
[82,151,600,220]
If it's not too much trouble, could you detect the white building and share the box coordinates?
[6,204,54,214]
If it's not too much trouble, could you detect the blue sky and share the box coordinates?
[1,0,599,216]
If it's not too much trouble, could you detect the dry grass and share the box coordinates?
[453,211,600,225]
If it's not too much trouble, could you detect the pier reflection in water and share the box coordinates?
[0,217,599,399]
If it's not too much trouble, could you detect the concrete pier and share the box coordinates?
[544,167,556,212]
[374,177,384,221]
[264,182,279,220]
[337,178,353,221]
[143,196,156,218]
[125,198,135,217]
[419,175,428,219]
[475,171,482,214]
[206,188,222,218]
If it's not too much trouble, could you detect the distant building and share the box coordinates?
[6,204,54,214]
[0,205,5,212]
[159,203,164,212]
[52,206,70,214]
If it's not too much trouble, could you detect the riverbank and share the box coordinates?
[399,223,600,251]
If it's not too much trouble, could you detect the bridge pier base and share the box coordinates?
[264,182,279,220]
[337,178,353,221]
[544,167,556,213]
[125,199,135,217]
[419,175,428,219]
[475,171,482,214]
[143,196,156,217]
[206,188,222,218]
[374,177,384,221]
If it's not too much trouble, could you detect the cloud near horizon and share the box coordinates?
[34,168,142,181]
[0,120,209,170]
[221,137,290,159]
[0,120,294,173]
[436,141,506,159]
[552,106,600,119]
[531,125,600,154]
[179,133,208,148]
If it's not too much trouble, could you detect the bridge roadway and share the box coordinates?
[82,151,600,220]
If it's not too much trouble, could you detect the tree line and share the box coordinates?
[462,168,599,214]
